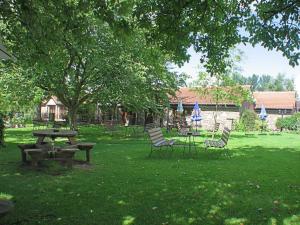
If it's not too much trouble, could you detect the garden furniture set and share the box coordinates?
[147,125,231,157]
[18,129,95,167]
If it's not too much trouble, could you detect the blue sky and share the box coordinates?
[173,44,300,94]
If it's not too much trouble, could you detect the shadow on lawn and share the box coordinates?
[120,176,300,225]
[143,144,300,161]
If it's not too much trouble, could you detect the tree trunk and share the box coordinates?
[35,103,42,121]
[68,107,78,131]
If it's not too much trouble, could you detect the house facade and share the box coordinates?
[40,96,67,121]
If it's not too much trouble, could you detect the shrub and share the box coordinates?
[239,109,258,132]
[234,120,244,132]
[276,113,300,131]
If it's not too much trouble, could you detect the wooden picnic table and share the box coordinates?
[33,129,78,145]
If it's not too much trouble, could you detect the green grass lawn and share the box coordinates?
[0,126,299,225]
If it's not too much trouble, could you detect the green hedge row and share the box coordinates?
[276,113,300,130]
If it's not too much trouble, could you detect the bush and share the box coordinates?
[276,113,300,131]
[240,110,258,132]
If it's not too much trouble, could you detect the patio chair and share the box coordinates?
[204,127,230,150]
[176,122,189,136]
[207,122,220,139]
[144,123,157,132]
[147,128,175,157]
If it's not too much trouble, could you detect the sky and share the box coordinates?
[173,43,300,95]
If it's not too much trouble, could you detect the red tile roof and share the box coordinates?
[253,91,296,109]
[169,86,250,105]
[170,88,296,110]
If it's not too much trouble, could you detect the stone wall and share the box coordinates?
[187,111,240,131]
[165,109,287,131]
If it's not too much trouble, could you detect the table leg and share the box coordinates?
[21,150,27,163]
[189,135,192,153]
[86,149,90,162]
[36,136,45,144]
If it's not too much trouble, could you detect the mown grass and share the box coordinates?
[0,126,299,225]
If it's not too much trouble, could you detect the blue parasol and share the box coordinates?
[259,104,268,120]
[191,102,202,131]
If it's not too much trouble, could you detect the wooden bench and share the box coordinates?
[24,149,47,167]
[147,128,175,157]
[18,144,36,163]
[76,142,96,162]
[205,127,230,150]
[55,148,78,168]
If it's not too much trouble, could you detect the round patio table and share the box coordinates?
[33,129,78,145]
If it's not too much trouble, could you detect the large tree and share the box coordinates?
[0,1,177,129]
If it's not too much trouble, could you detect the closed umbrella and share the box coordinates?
[259,104,268,132]
[176,100,184,124]
[259,105,267,120]
[191,102,202,131]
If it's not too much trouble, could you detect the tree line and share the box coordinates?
[230,73,295,92]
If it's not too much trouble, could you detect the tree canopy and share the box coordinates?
[133,0,300,71]
[0,0,178,129]
[0,0,299,129]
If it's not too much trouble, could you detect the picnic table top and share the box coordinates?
[33,129,77,138]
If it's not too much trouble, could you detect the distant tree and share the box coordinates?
[193,72,253,130]
[231,73,295,91]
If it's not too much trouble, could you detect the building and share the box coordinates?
[41,96,67,121]
[253,91,296,129]
[169,87,296,130]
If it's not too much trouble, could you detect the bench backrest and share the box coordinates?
[148,128,165,145]
[145,123,157,132]
[221,127,231,145]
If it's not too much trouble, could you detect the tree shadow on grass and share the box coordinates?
[142,143,300,162]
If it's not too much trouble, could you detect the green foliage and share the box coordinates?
[0,1,177,129]
[134,0,299,73]
[0,113,4,146]
[276,113,300,131]
[240,110,258,132]
[0,62,44,113]
[192,72,253,107]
